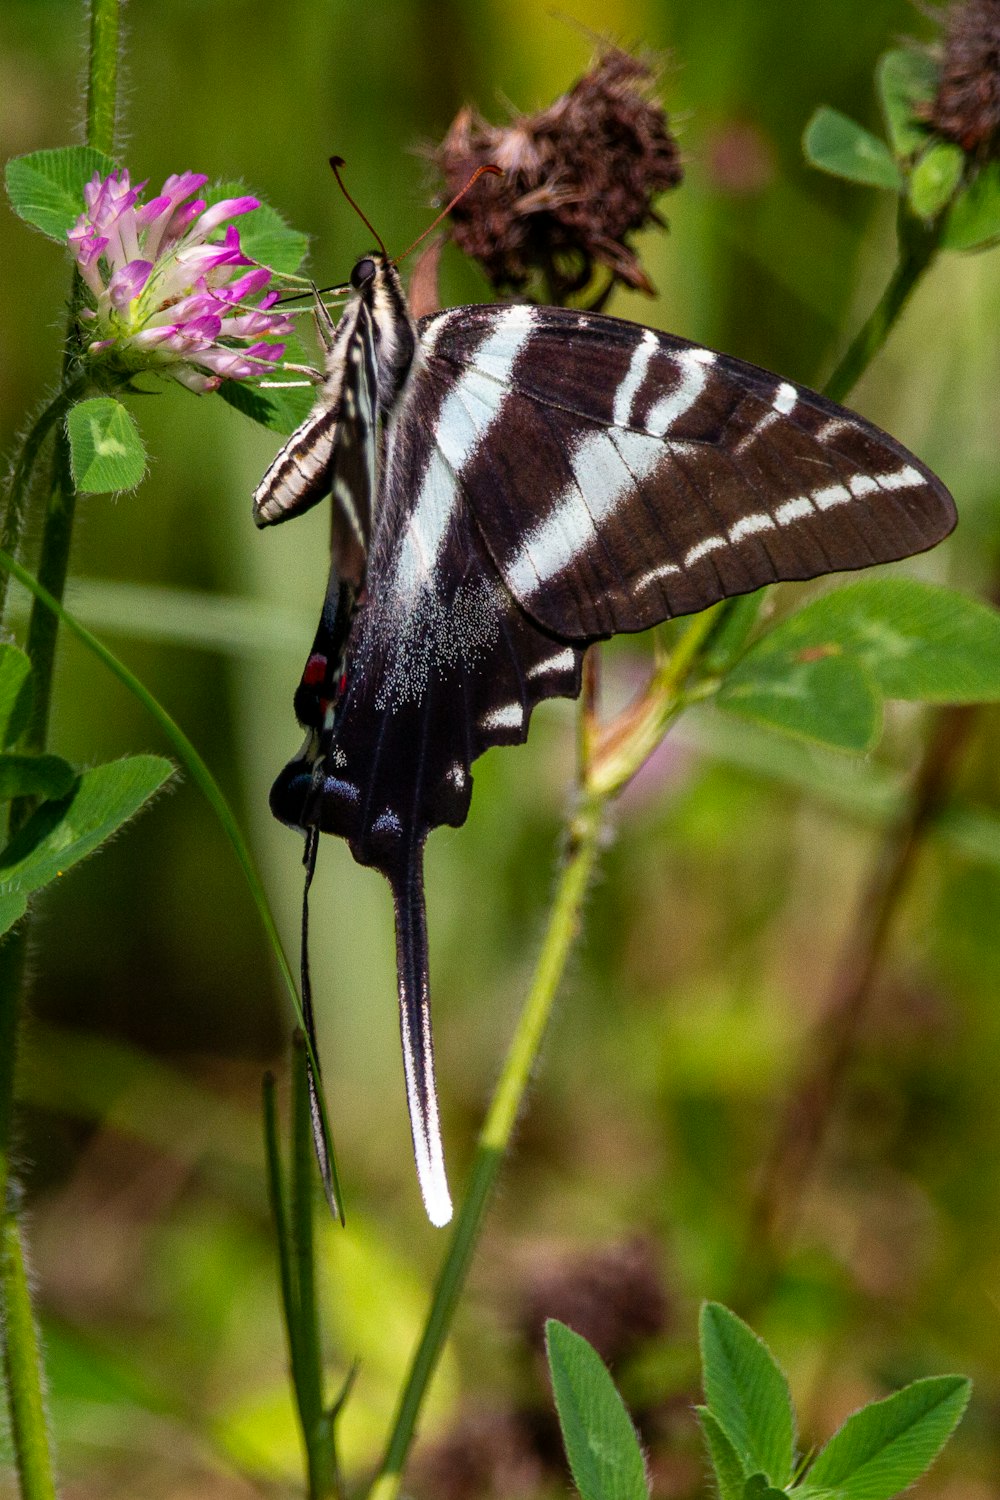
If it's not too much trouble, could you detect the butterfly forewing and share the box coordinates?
[416,303,955,641]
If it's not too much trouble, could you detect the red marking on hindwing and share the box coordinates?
[303,653,327,685]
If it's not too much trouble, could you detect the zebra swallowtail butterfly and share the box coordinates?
[253,251,956,1226]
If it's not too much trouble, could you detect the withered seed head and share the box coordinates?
[517,1237,670,1366]
[434,47,683,302]
[929,0,1000,158]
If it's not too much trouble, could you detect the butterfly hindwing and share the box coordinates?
[291,468,584,868]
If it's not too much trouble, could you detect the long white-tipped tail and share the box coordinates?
[391,850,453,1227]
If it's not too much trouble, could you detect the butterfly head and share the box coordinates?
[345,252,417,413]
[350,254,379,290]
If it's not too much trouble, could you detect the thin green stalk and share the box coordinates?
[263,1073,304,1394]
[822,227,937,405]
[291,1039,337,1499]
[0,3,123,1479]
[585,604,720,799]
[265,1064,338,1498]
[14,0,119,746]
[1,1213,57,1500]
[371,791,605,1500]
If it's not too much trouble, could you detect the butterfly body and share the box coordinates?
[254,254,955,1225]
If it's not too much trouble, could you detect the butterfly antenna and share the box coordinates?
[392,164,502,269]
[274,282,350,307]
[388,848,453,1227]
[329,155,388,258]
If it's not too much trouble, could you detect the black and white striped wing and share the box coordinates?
[415,303,956,641]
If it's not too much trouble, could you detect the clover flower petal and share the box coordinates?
[108,259,153,309]
[67,168,289,391]
[191,196,260,241]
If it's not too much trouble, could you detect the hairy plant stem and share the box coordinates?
[0,382,86,627]
[87,0,120,150]
[1,1215,56,1500]
[0,5,121,1497]
[0,934,28,1231]
[21,428,76,757]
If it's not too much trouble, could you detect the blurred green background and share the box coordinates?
[3,0,1000,1496]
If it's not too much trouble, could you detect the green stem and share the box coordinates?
[822,228,937,405]
[0,381,86,628]
[263,1073,305,1398]
[1,1213,57,1500]
[87,0,120,155]
[15,0,121,747]
[291,1038,336,1499]
[264,1057,339,1499]
[0,4,123,1489]
[371,790,605,1500]
[0,930,29,1218]
[22,427,75,755]
[586,605,720,800]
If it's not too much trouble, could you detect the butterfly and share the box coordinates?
[253,250,956,1226]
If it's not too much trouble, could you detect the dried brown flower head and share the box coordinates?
[517,1236,670,1366]
[411,1410,545,1500]
[410,1239,671,1500]
[929,0,1000,157]
[434,47,683,303]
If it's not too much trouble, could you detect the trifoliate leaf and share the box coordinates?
[803,109,903,191]
[5,146,118,241]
